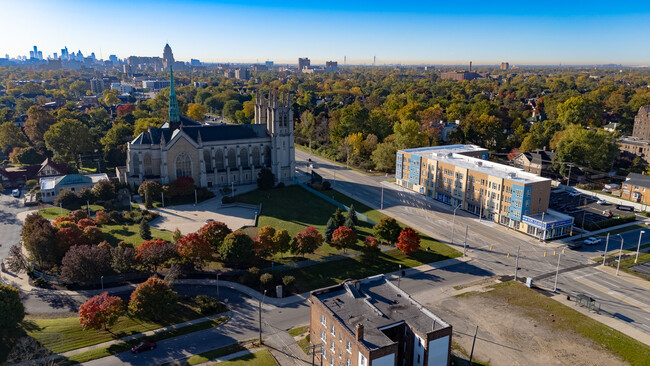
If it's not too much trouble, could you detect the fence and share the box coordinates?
[294,179,376,225]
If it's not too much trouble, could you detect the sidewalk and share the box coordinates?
[593,262,650,290]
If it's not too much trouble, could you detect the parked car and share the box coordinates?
[603,210,613,218]
[602,188,612,193]
[584,237,601,245]
[131,341,157,354]
[12,188,20,198]
[569,191,581,197]
[568,241,583,250]
[616,204,634,212]
[597,199,607,205]
[204,219,214,223]
[605,183,620,190]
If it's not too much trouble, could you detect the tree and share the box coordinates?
[0,284,24,332]
[172,176,195,196]
[372,140,397,172]
[24,105,55,146]
[300,110,315,151]
[93,180,115,202]
[332,208,345,227]
[138,181,162,208]
[361,236,380,261]
[117,104,136,116]
[60,245,111,285]
[139,220,152,240]
[331,226,357,252]
[69,80,89,97]
[291,226,323,257]
[44,118,92,164]
[219,230,255,266]
[136,239,176,272]
[344,215,356,230]
[396,227,420,254]
[133,117,164,137]
[177,233,212,265]
[557,96,602,126]
[6,337,56,366]
[324,218,337,242]
[272,229,292,256]
[129,277,178,321]
[6,244,28,273]
[254,225,276,258]
[10,147,44,165]
[78,292,124,331]
[223,100,242,123]
[102,89,120,107]
[553,124,619,175]
[198,221,232,252]
[257,168,275,190]
[111,244,137,274]
[0,121,27,154]
[54,190,80,209]
[172,228,182,244]
[83,226,104,245]
[186,103,207,121]
[100,123,133,165]
[22,213,58,267]
[394,119,428,149]
[373,217,402,244]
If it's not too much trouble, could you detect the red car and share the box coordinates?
[131,341,157,354]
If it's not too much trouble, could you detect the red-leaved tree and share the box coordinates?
[128,277,178,321]
[172,177,195,196]
[177,233,212,265]
[330,226,357,252]
[67,209,88,223]
[117,104,135,116]
[253,225,275,258]
[95,210,110,225]
[396,227,420,254]
[291,226,323,257]
[136,239,176,272]
[79,292,124,331]
[198,221,232,252]
[56,226,88,257]
[77,218,96,229]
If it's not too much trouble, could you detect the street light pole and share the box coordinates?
[616,236,624,276]
[101,276,104,291]
[463,224,468,256]
[553,252,561,292]
[216,273,220,301]
[451,204,461,245]
[398,264,402,288]
[259,290,267,344]
[514,246,520,282]
[603,233,609,266]
[635,230,646,264]
[381,185,384,210]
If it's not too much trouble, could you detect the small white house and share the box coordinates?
[40,173,109,203]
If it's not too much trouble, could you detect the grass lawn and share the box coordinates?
[603,251,650,281]
[600,223,648,236]
[288,326,309,337]
[101,224,173,246]
[187,343,246,365]
[297,334,311,355]
[482,281,650,366]
[26,299,221,354]
[61,316,228,365]
[219,350,277,366]
[39,204,105,219]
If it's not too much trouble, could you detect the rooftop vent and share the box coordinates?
[476,161,483,167]
[508,172,516,178]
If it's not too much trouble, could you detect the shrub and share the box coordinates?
[195,295,223,315]
[77,218,96,229]
[33,277,50,288]
[54,190,80,209]
[111,245,137,274]
[243,267,260,287]
[257,168,275,190]
[0,285,25,332]
[67,209,88,223]
[95,210,110,225]
[83,226,105,245]
[362,236,380,261]
[260,273,274,290]
[219,230,255,266]
[139,220,152,240]
[77,187,95,204]
[282,275,295,287]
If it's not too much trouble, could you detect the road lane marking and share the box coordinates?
[573,278,650,314]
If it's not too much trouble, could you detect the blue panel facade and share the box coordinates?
[408,155,421,185]
[523,186,532,216]
[395,153,403,179]
[509,184,524,221]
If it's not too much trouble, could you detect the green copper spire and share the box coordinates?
[168,65,180,125]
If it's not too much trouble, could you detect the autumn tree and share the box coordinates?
[272,229,292,256]
[330,226,357,252]
[396,227,420,254]
[198,221,232,251]
[373,217,402,244]
[291,226,323,257]
[24,105,56,147]
[129,277,178,321]
[254,225,275,258]
[44,118,92,164]
[219,230,255,266]
[82,226,104,245]
[60,245,111,285]
[361,236,380,261]
[0,285,25,332]
[111,243,137,274]
[0,121,27,154]
[138,181,162,208]
[136,240,177,272]
[186,103,207,121]
[176,233,212,266]
[78,292,124,331]
[93,180,115,202]
[133,117,164,137]
[21,213,58,267]
[56,226,88,258]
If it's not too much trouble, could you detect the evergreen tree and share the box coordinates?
[346,204,358,225]
[325,218,337,242]
[344,215,355,230]
[139,220,152,240]
[332,208,345,227]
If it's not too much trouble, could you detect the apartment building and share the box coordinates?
[620,173,650,205]
[310,275,452,366]
[395,145,573,240]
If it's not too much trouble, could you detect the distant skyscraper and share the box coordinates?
[298,57,310,70]
[325,61,338,71]
[190,59,201,66]
[61,47,69,60]
[37,51,43,59]
[163,43,175,70]
[265,60,274,67]
[53,52,58,59]
[90,78,105,94]
[501,62,509,71]
[235,68,249,80]
[109,55,118,64]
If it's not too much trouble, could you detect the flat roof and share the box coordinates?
[313,275,449,350]
[400,145,548,185]
[524,208,574,225]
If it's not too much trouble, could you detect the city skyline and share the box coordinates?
[2,0,650,65]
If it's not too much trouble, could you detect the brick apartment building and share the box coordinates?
[395,145,573,240]
[619,106,650,163]
[620,173,650,205]
[310,275,452,366]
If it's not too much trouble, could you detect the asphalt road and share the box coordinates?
[0,191,28,261]
[296,149,650,335]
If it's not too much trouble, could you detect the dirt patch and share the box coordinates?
[428,284,627,366]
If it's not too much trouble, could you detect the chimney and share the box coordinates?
[469,61,472,72]
[356,323,364,342]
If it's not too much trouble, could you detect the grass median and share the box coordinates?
[219,350,277,366]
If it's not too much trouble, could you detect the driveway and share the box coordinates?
[0,191,29,262]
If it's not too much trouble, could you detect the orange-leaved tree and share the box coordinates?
[396,227,420,254]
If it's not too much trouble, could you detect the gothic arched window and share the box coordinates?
[240,148,249,168]
[175,152,192,179]
[252,147,260,167]
[204,150,213,172]
[227,148,237,168]
[215,149,224,170]
[132,153,140,175]
[264,146,272,167]
[143,153,152,176]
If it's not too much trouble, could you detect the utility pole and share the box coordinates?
[469,326,478,363]
[161,191,165,207]
[635,230,646,263]
[616,236,624,276]
[216,273,220,301]
[514,246,520,282]
[603,233,609,266]
[463,224,468,256]
[553,251,561,292]
[381,185,384,210]
[451,204,461,245]
[259,290,267,344]
[312,344,315,366]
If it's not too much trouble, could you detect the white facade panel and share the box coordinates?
[427,336,449,366]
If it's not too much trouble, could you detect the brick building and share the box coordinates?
[632,106,650,140]
[310,275,452,366]
[620,173,650,205]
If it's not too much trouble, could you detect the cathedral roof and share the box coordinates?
[130,123,268,145]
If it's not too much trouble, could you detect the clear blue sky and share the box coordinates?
[3,0,650,65]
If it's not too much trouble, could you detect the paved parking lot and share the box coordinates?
[550,191,634,229]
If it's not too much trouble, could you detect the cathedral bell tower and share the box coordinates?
[254,90,295,181]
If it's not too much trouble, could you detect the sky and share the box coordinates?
[2,0,650,65]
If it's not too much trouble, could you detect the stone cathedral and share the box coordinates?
[119,69,295,188]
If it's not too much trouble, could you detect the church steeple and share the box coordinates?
[168,66,180,130]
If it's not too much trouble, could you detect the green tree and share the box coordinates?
[373,217,402,244]
[24,105,56,146]
[223,100,242,123]
[332,207,345,227]
[69,81,89,98]
[272,229,292,255]
[219,230,255,265]
[347,204,358,225]
[133,117,164,137]
[129,277,178,321]
[257,168,275,190]
[138,181,162,208]
[139,220,152,240]
[0,285,25,333]
[100,123,133,166]
[553,124,619,176]
[102,89,120,107]
[10,147,43,165]
[300,110,315,151]
[325,217,337,242]
[330,103,369,143]
[44,118,92,164]
[556,96,602,126]
[186,103,207,122]
[393,119,428,149]
[0,121,27,154]
[372,139,397,172]
[93,179,115,201]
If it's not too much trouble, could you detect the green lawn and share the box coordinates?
[599,223,648,236]
[297,334,311,355]
[288,326,309,337]
[219,350,277,366]
[603,251,650,281]
[102,224,173,246]
[187,343,246,365]
[26,299,219,354]
[480,282,650,366]
[39,204,105,219]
